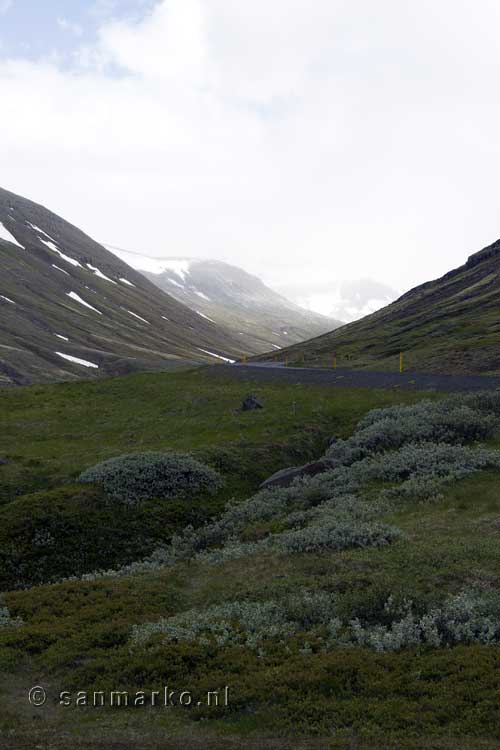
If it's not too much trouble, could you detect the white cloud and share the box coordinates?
[273,276,401,322]
[96,0,207,82]
[57,17,84,37]
[2,0,500,313]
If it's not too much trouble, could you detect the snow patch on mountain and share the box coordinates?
[126,310,150,325]
[41,238,83,268]
[52,264,71,276]
[0,221,24,248]
[56,352,98,369]
[196,310,215,322]
[27,222,55,242]
[87,263,117,284]
[106,246,193,278]
[198,348,235,364]
[168,277,184,289]
[67,291,102,315]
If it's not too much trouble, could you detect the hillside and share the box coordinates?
[108,247,341,353]
[0,187,252,385]
[2,369,500,748]
[254,237,500,374]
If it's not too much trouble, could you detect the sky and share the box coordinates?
[1,0,500,320]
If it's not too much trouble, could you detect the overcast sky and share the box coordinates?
[1,0,500,317]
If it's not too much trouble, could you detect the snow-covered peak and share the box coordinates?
[106,246,193,279]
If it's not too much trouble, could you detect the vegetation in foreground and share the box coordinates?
[1,368,500,749]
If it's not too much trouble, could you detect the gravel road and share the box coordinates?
[206,363,500,393]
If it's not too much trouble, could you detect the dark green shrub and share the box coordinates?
[78,451,224,505]
[0,482,228,591]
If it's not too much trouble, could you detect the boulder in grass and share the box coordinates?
[259,459,333,490]
[242,395,264,411]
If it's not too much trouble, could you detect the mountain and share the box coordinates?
[253,238,500,375]
[107,247,342,353]
[272,277,400,323]
[0,187,253,385]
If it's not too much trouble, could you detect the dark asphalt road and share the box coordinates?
[206,363,500,393]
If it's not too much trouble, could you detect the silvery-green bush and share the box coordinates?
[352,442,500,485]
[0,604,23,630]
[131,589,340,651]
[460,391,500,416]
[68,393,500,583]
[350,590,500,652]
[131,589,500,654]
[185,442,500,564]
[78,438,500,577]
[267,520,402,555]
[325,397,497,467]
[78,451,224,505]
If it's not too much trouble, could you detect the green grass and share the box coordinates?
[0,367,429,500]
[0,368,432,590]
[2,368,500,748]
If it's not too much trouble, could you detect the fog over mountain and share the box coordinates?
[271,277,400,323]
[108,246,341,351]
[2,1,500,306]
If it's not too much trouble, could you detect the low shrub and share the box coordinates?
[350,590,500,651]
[131,589,339,651]
[131,588,500,655]
[0,601,23,630]
[325,397,497,466]
[268,519,403,555]
[78,451,224,505]
[68,394,500,583]
[0,484,226,591]
[355,441,500,484]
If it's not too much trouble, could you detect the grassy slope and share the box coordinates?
[143,259,341,355]
[0,367,416,500]
[1,369,500,748]
[0,186,250,386]
[253,239,500,375]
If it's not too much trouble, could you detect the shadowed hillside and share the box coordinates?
[0,187,252,385]
[253,238,500,374]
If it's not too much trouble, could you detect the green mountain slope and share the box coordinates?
[254,238,500,374]
[107,248,342,354]
[0,187,251,385]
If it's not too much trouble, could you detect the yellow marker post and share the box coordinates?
[285,357,289,367]
[242,354,247,364]
[399,352,403,374]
